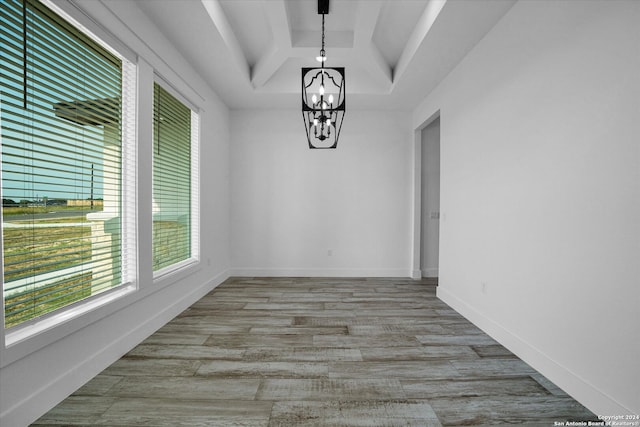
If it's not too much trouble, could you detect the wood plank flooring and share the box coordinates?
[33,277,597,426]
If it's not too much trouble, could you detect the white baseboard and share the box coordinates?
[229,268,410,278]
[436,286,632,416]
[1,270,229,427]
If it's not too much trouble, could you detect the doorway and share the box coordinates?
[420,117,440,278]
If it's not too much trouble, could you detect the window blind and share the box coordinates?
[152,83,196,273]
[1,0,135,329]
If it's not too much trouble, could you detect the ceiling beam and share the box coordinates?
[201,0,250,84]
[393,0,446,86]
[353,0,392,91]
[251,0,291,88]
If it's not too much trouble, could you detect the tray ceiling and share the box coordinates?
[134,0,516,110]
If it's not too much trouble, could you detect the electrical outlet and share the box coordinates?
[481,282,488,294]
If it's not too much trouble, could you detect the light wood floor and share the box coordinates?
[34,277,597,426]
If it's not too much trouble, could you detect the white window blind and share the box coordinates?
[152,83,198,275]
[1,0,136,329]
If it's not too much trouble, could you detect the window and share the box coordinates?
[1,0,136,329]
[152,82,199,275]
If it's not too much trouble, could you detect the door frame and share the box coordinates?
[411,110,440,279]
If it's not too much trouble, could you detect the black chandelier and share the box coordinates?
[301,0,345,149]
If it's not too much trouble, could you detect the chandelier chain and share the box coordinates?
[321,13,325,53]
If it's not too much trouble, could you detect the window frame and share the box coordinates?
[0,0,204,368]
[0,0,138,356]
[151,77,200,281]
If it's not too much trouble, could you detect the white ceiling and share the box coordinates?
[135,0,517,110]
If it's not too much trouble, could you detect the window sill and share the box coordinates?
[153,258,201,285]
[1,257,203,368]
[1,283,136,368]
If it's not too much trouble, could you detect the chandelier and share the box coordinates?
[301,0,345,149]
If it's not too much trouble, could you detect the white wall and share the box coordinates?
[413,0,640,415]
[0,1,231,425]
[231,109,413,277]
